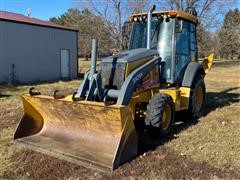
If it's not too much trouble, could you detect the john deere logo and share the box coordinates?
[133,73,143,84]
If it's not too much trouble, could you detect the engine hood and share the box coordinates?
[102,48,159,63]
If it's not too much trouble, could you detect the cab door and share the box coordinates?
[174,20,191,83]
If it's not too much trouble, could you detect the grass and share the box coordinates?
[0,60,239,179]
[0,127,26,180]
[78,58,101,74]
[0,80,81,179]
[166,61,240,168]
[167,105,240,167]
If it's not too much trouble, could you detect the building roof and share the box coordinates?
[0,11,78,32]
[130,10,198,24]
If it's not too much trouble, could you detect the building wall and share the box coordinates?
[0,20,77,84]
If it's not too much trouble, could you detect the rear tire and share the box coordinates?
[145,94,175,137]
[188,75,206,119]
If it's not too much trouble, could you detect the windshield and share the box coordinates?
[128,17,174,51]
[129,17,174,82]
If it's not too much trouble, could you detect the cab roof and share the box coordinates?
[130,10,198,24]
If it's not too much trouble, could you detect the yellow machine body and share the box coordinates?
[14,53,213,172]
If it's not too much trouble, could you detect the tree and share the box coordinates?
[218,8,240,59]
[50,8,113,59]
[76,0,150,51]
[156,0,234,29]
[197,25,215,57]
[51,1,236,59]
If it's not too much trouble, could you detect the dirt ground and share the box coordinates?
[0,61,240,179]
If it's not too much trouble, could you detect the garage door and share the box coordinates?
[60,49,70,78]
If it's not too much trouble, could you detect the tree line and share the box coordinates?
[50,0,239,60]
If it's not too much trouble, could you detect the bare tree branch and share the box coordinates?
[76,0,149,51]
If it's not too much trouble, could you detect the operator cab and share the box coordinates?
[129,11,198,84]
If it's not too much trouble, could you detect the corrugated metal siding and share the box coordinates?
[0,20,77,84]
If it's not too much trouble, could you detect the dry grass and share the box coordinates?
[0,61,239,179]
[166,61,240,168]
[78,58,101,74]
[0,80,81,179]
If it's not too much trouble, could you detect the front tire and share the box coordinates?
[145,94,175,137]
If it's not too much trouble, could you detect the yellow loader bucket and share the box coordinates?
[14,95,137,172]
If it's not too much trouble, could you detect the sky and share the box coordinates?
[0,0,240,21]
[0,0,78,20]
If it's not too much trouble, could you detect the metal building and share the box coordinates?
[0,11,78,84]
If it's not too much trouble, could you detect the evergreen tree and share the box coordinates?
[219,9,240,59]
[50,8,113,59]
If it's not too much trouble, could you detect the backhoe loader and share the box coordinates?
[14,6,214,172]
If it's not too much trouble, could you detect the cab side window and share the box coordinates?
[176,21,190,55]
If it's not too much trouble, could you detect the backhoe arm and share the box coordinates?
[202,53,214,74]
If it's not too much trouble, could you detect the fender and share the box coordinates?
[182,62,205,88]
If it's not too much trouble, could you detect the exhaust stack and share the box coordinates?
[90,39,98,80]
[147,5,156,49]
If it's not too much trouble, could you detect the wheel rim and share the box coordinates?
[162,105,171,130]
[195,86,204,112]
